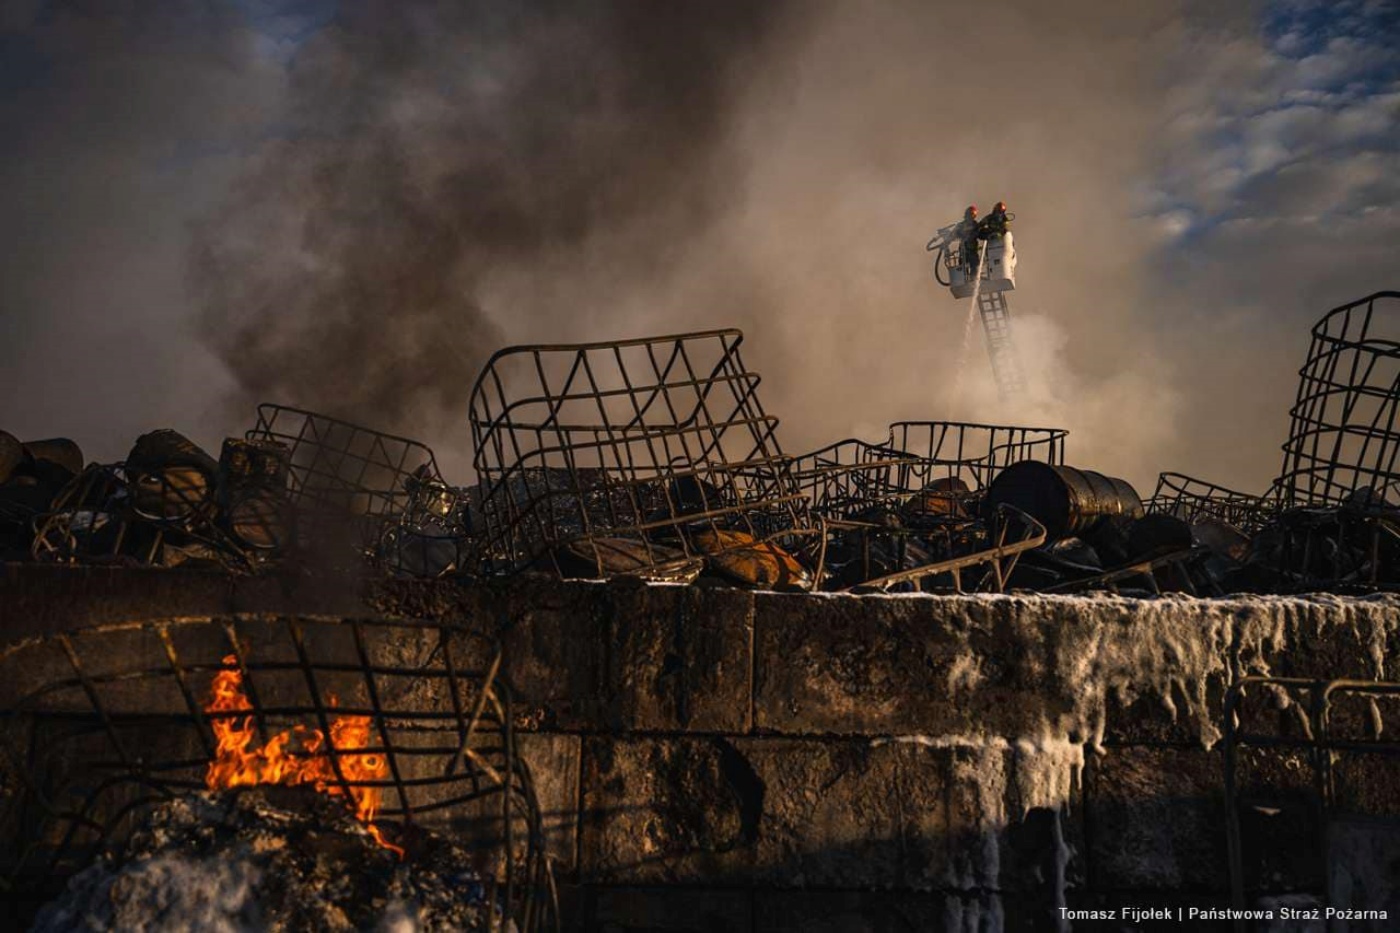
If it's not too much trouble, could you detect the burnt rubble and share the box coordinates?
[2,295,1400,933]
[3,292,1400,595]
[6,408,468,579]
[0,614,555,931]
[31,787,501,933]
[784,425,1059,592]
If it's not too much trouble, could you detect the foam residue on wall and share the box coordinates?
[872,591,1400,932]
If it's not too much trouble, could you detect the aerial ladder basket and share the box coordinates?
[925,215,1025,399]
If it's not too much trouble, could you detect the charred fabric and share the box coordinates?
[4,291,1400,596]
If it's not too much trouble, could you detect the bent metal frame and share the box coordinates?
[466,329,821,581]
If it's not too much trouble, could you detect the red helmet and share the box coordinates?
[965,204,978,216]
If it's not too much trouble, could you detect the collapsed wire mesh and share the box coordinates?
[247,404,469,573]
[784,421,1067,519]
[0,615,556,932]
[884,421,1068,494]
[840,504,1047,594]
[1147,471,1271,533]
[1277,291,1400,510]
[784,423,1063,591]
[1222,676,1400,914]
[1248,506,1400,591]
[29,463,257,572]
[783,438,920,521]
[467,330,818,580]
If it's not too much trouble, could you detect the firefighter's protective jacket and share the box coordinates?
[978,210,1010,240]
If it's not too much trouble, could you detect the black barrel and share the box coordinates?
[126,429,219,521]
[1126,512,1194,560]
[984,461,1143,540]
[21,438,84,477]
[219,438,292,550]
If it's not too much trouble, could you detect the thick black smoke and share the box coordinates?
[190,1,791,442]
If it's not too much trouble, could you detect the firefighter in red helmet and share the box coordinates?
[978,200,1011,241]
[957,204,981,272]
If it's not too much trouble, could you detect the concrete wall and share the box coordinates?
[3,566,1399,931]
[366,578,1400,932]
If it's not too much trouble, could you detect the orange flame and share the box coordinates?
[204,655,404,857]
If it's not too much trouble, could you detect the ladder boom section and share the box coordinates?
[977,290,1025,399]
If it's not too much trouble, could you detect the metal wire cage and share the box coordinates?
[782,426,1057,593]
[246,405,463,568]
[1277,292,1400,509]
[884,421,1068,494]
[466,330,818,581]
[1223,676,1400,916]
[783,438,920,521]
[789,422,1068,519]
[0,615,555,932]
[1147,471,1271,533]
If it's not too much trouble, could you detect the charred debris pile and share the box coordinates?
[4,292,1400,597]
[31,787,502,933]
[1,615,555,930]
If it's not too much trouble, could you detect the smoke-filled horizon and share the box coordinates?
[2,0,1396,494]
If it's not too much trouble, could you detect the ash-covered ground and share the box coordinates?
[31,787,502,933]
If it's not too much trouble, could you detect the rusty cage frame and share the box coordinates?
[29,463,259,572]
[884,421,1068,493]
[1277,292,1400,509]
[1223,676,1400,925]
[466,330,819,582]
[784,422,1062,592]
[1147,471,1271,533]
[783,438,918,522]
[0,615,555,932]
[246,405,468,575]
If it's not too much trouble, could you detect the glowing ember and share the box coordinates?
[204,654,404,857]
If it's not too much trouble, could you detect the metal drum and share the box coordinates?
[984,461,1143,541]
[21,438,85,477]
[126,430,219,523]
[224,492,289,551]
[219,438,292,551]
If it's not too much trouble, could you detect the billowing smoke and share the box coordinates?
[675,0,1190,488]
[3,1,1394,495]
[191,0,793,468]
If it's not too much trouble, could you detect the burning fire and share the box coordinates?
[204,654,404,857]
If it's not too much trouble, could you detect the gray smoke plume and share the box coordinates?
[3,1,1394,495]
[190,1,792,460]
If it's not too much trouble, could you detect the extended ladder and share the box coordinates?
[976,289,1025,399]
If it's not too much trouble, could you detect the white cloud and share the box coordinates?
[1130,4,1400,492]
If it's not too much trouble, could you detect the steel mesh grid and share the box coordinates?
[782,424,1061,592]
[0,615,554,932]
[1223,676,1400,914]
[1277,291,1400,509]
[246,404,449,557]
[1147,471,1270,532]
[884,421,1068,492]
[783,438,920,521]
[467,330,817,578]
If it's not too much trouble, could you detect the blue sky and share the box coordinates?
[1150,0,1399,236]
